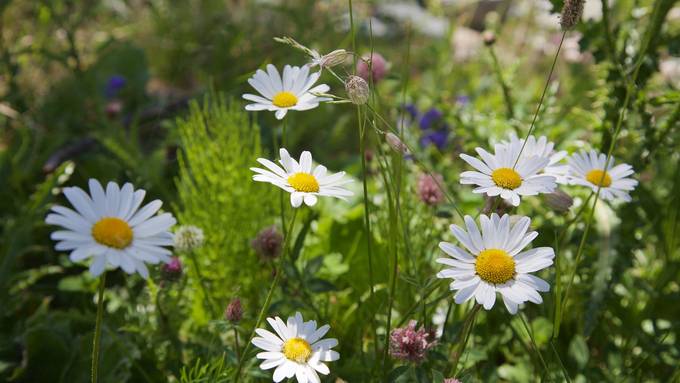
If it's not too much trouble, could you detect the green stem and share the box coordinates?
[519,313,549,375]
[91,272,107,383]
[448,304,481,377]
[233,327,241,360]
[488,45,516,122]
[358,104,379,358]
[513,31,566,168]
[234,209,299,381]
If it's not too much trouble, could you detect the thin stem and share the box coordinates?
[488,45,516,122]
[448,304,482,377]
[233,327,241,360]
[234,209,299,381]
[358,104,379,358]
[519,313,549,375]
[189,250,218,318]
[91,272,107,383]
[280,118,289,238]
[513,31,566,168]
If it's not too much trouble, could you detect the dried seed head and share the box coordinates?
[312,49,350,68]
[560,0,585,30]
[225,298,243,323]
[544,189,574,213]
[345,75,369,105]
[385,132,409,155]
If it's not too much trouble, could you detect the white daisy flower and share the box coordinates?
[252,312,339,383]
[46,179,176,278]
[243,64,330,120]
[500,134,569,184]
[251,148,353,208]
[436,213,554,314]
[566,150,638,202]
[459,141,557,206]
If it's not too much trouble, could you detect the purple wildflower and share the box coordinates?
[389,320,436,363]
[251,225,283,260]
[160,256,183,282]
[357,52,388,83]
[419,108,443,131]
[420,130,449,150]
[105,75,127,98]
[417,173,445,206]
[225,298,243,323]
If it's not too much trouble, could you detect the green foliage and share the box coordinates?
[175,94,274,321]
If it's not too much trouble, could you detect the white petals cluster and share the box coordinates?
[251,148,353,208]
[243,64,330,120]
[46,179,175,278]
[252,312,339,383]
[437,214,554,314]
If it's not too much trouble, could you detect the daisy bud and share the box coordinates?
[174,225,205,252]
[357,52,388,83]
[345,75,369,105]
[160,256,183,282]
[560,0,584,30]
[444,379,462,383]
[225,298,243,323]
[251,225,283,260]
[417,173,445,206]
[385,132,409,155]
[544,189,574,213]
[314,49,349,68]
[482,30,496,46]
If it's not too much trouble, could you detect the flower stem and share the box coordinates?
[488,44,516,122]
[91,272,107,383]
[447,304,481,377]
[233,327,241,359]
[234,209,298,381]
[513,31,566,168]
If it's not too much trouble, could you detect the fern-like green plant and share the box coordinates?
[175,94,274,324]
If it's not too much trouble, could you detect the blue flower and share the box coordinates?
[419,108,443,131]
[420,130,449,150]
[105,75,127,98]
[403,103,419,119]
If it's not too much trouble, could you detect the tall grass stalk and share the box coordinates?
[233,209,299,381]
[513,31,566,168]
[348,0,379,361]
[447,304,482,377]
[91,272,107,383]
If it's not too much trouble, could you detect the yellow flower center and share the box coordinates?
[272,91,298,108]
[91,217,133,249]
[282,337,312,363]
[585,169,612,187]
[475,249,516,284]
[491,168,522,190]
[287,173,320,193]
